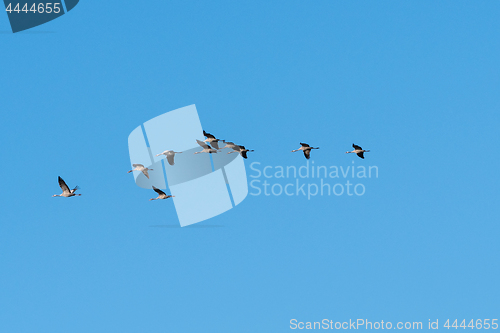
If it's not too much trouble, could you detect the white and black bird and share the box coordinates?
[52,176,81,197]
[346,144,370,159]
[292,143,319,159]
[156,150,182,166]
[150,186,175,201]
[228,145,254,159]
[194,139,218,154]
[203,130,223,150]
[128,163,153,179]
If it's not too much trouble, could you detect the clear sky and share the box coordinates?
[1,1,499,332]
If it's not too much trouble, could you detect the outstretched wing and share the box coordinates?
[300,143,310,147]
[196,139,210,149]
[203,130,215,139]
[58,176,71,194]
[357,152,365,159]
[303,150,311,159]
[210,140,220,150]
[241,150,248,159]
[352,144,362,150]
[166,154,175,166]
[132,163,144,168]
[152,186,166,195]
[143,169,150,179]
[71,186,80,193]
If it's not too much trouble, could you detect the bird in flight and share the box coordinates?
[194,139,218,154]
[203,130,223,150]
[53,176,81,197]
[156,150,182,166]
[228,145,254,159]
[346,144,370,159]
[292,143,319,159]
[150,186,175,201]
[128,164,153,179]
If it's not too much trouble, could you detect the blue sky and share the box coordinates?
[1,1,499,332]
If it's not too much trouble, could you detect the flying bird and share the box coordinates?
[150,186,175,201]
[128,164,153,179]
[228,145,254,159]
[156,150,182,166]
[52,176,81,197]
[346,144,370,159]
[194,139,218,154]
[292,143,319,159]
[203,130,223,150]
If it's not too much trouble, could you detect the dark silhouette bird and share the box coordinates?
[203,130,223,150]
[150,186,175,201]
[52,176,81,197]
[346,144,370,159]
[292,143,319,159]
[228,145,254,159]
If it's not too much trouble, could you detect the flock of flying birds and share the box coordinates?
[53,130,371,200]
